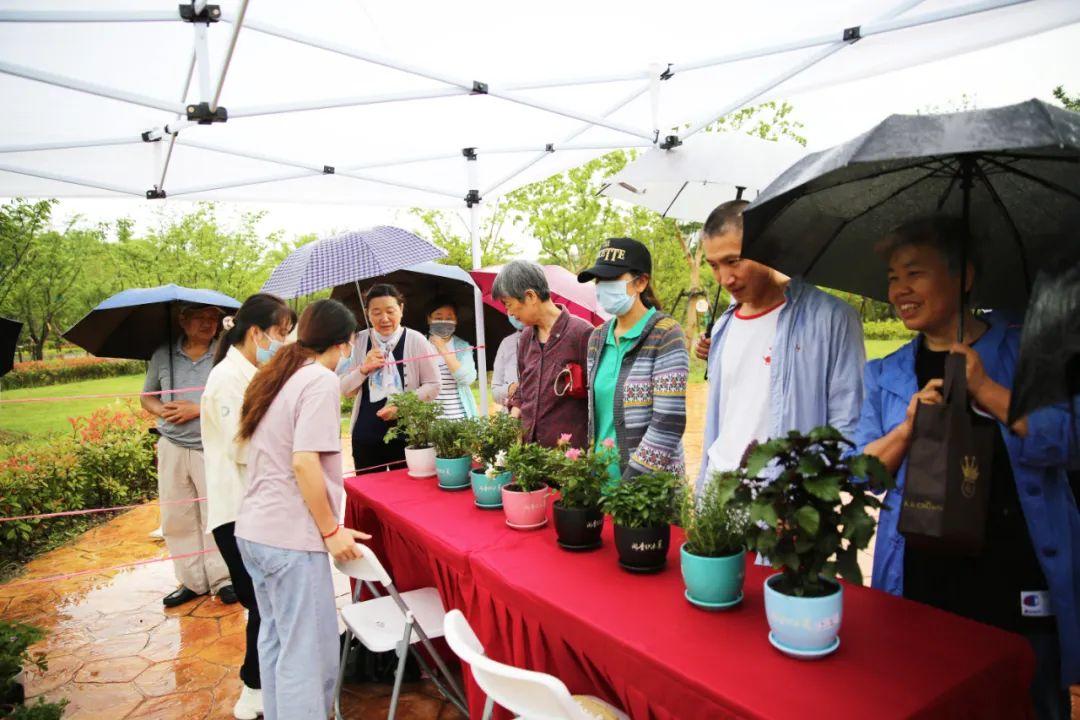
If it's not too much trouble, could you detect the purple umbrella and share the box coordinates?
[261,226,447,300]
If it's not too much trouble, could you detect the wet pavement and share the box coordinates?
[0,503,465,720]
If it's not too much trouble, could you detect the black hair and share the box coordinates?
[363,283,406,306]
[877,216,977,277]
[703,199,750,238]
[426,295,458,318]
[213,293,296,366]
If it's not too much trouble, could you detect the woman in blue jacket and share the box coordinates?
[855,217,1079,720]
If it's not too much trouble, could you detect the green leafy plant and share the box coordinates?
[0,619,67,718]
[716,426,895,598]
[382,392,440,449]
[681,474,749,557]
[468,413,521,471]
[553,439,618,510]
[600,471,682,529]
[504,443,560,492]
[429,418,473,459]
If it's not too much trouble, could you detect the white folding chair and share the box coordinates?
[333,545,468,720]
[442,609,630,720]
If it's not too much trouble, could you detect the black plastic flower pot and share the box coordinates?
[613,523,670,573]
[552,501,603,551]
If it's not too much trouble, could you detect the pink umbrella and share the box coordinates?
[471,265,609,327]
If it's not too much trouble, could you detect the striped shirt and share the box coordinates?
[436,357,467,420]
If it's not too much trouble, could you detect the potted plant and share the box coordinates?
[601,470,682,573]
[717,426,894,658]
[551,437,615,551]
[679,474,749,610]
[468,413,521,508]
[430,418,474,490]
[501,442,556,529]
[383,392,440,478]
[1,619,67,718]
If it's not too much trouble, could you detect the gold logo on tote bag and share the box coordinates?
[960,455,979,499]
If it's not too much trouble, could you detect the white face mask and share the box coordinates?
[596,279,637,316]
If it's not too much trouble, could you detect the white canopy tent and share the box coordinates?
[2,0,1078,411]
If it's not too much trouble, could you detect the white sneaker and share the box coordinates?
[233,685,263,719]
[148,526,163,540]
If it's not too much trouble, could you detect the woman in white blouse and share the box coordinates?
[201,293,296,720]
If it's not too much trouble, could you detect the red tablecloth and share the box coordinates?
[345,470,1035,720]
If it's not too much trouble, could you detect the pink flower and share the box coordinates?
[564,448,582,461]
[557,433,572,447]
[602,438,615,449]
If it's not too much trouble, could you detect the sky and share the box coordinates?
[6,2,1080,260]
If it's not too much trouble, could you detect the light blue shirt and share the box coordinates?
[697,279,866,490]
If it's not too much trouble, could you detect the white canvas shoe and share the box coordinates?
[233,685,263,719]
[148,526,163,540]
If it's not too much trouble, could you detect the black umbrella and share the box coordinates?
[64,284,241,360]
[330,262,513,368]
[742,99,1080,330]
[1008,257,1080,424]
[0,316,23,377]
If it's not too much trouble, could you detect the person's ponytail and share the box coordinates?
[238,299,356,440]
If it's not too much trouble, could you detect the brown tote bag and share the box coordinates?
[899,353,994,555]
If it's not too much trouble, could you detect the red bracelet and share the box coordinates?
[321,525,342,540]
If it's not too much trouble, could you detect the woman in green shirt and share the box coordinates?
[578,238,689,482]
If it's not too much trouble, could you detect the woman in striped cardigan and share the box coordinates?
[579,238,689,482]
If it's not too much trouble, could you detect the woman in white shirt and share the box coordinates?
[201,293,296,720]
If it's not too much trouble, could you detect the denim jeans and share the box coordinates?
[238,538,339,720]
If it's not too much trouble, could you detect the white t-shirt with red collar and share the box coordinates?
[706,301,785,477]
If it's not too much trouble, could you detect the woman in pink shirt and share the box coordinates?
[235,299,370,720]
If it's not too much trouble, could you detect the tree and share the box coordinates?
[1053,85,1079,112]
[0,198,55,308]
[1,219,105,360]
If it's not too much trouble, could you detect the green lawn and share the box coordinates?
[0,374,145,440]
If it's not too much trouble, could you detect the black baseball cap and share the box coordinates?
[577,237,652,283]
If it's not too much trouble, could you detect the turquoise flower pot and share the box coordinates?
[763,574,843,654]
[680,544,745,606]
[435,456,471,488]
[470,469,511,507]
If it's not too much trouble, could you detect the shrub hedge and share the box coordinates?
[862,319,915,341]
[0,403,157,572]
[2,357,146,390]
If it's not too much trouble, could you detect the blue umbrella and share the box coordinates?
[63,284,241,361]
[261,226,447,300]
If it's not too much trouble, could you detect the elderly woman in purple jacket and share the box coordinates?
[494,260,593,449]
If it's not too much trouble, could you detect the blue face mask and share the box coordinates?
[508,315,525,331]
[596,280,636,317]
[335,343,354,376]
[255,334,283,365]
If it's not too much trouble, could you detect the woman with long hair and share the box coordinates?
[234,299,370,720]
[200,293,295,720]
[340,284,440,473]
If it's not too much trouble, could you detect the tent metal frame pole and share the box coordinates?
[168,169,321,197]
[193,18,212,103]
[155,50,198,196]
[466,155,489,416]
[482,83,650,197]
[229,87,470,118]
[0,163,144,196]
[0,9,178,22]
[232,15,656,142]
[211,0,249,112]
[501,71,649,91]
[673,0,1026,74]
[0,138,140,153]
[174,138,464,199]
[682,0,927,141]
[0,60,184,114]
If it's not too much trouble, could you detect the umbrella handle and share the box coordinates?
[355,280,371,330]
[703,284,723,381]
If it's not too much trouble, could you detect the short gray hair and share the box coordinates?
[491,260,551,302]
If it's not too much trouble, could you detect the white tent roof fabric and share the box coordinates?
[1,0,1078,209]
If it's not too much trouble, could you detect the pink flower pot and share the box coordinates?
[501,484,550,530]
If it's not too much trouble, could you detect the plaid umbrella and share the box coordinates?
[261,226,447,299]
